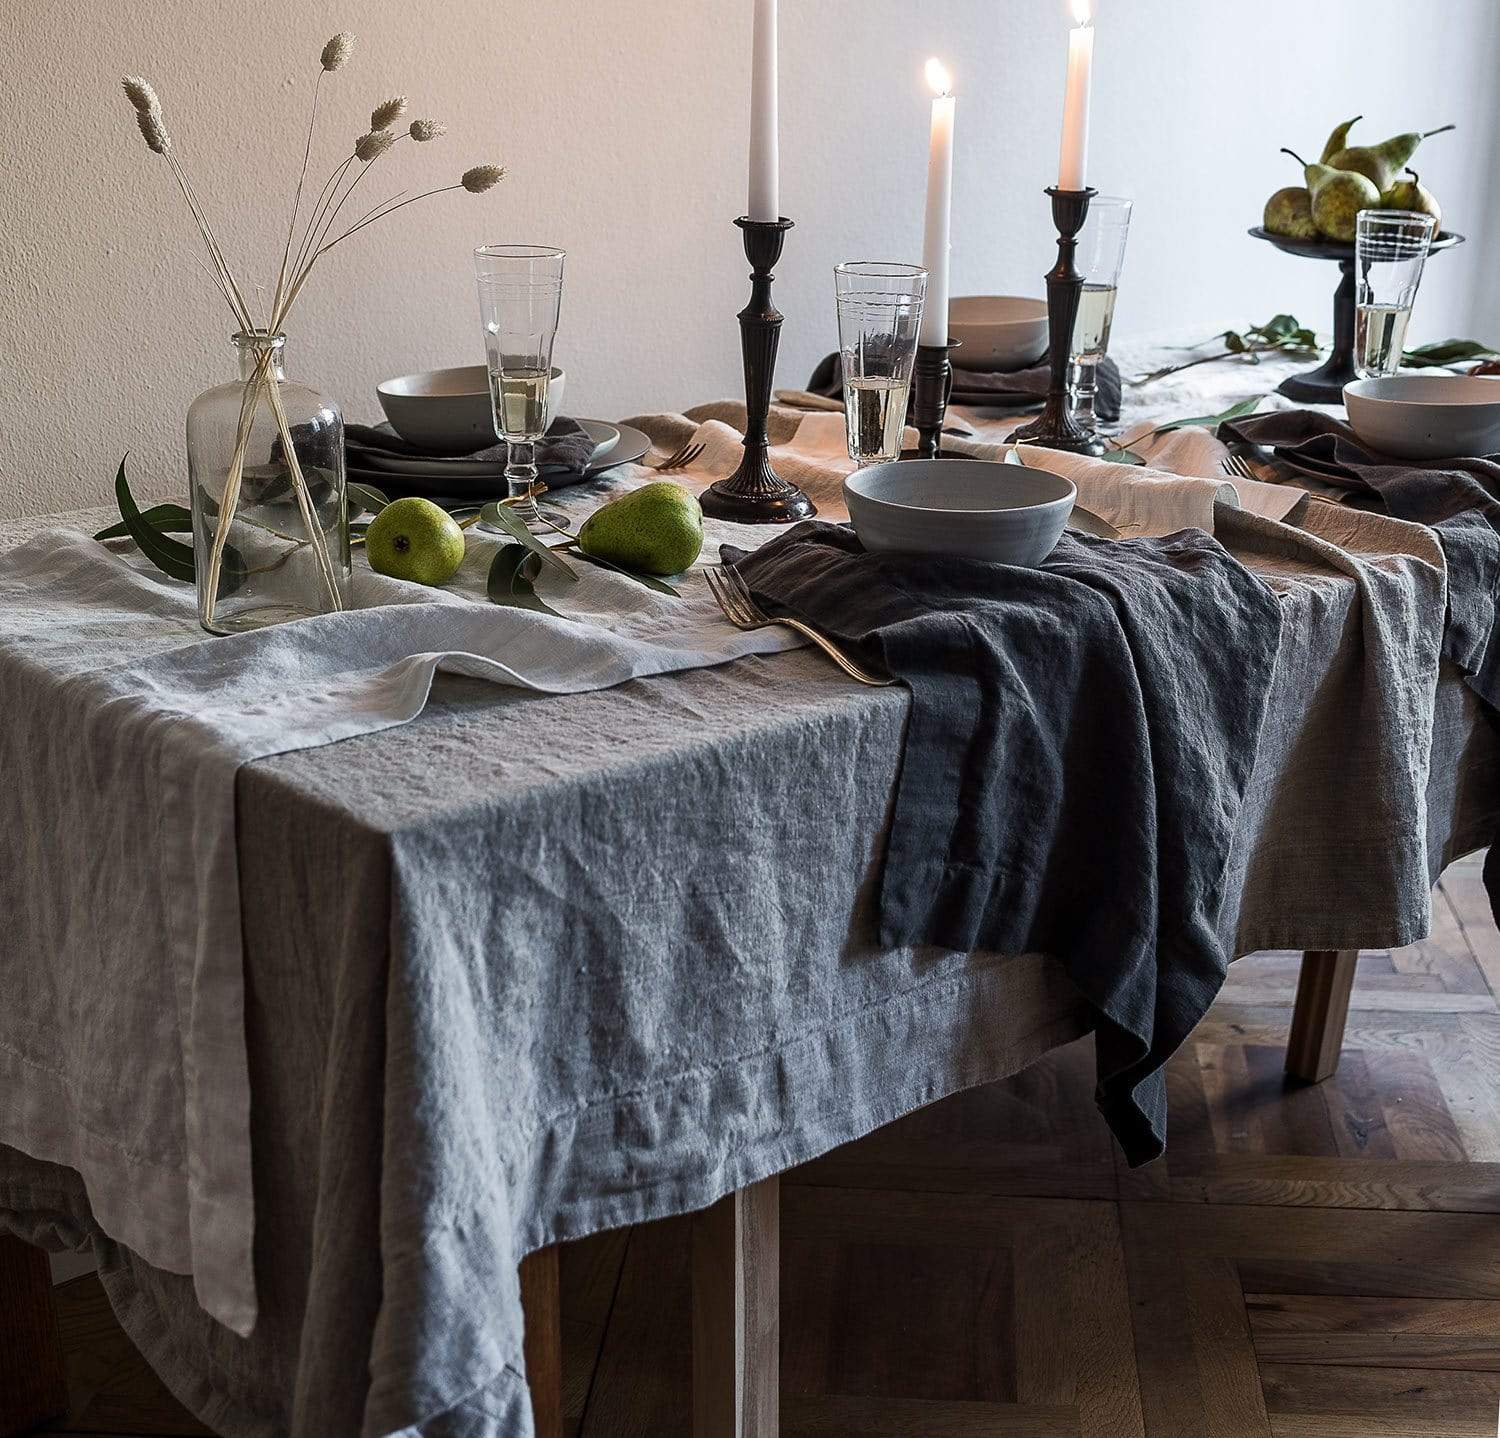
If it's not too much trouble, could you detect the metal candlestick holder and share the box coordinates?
[699,216,817,523]
[909,339,961,459]
[1007,187,1108,457]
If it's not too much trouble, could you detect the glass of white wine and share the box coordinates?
[834,262,928,466]
[474,244,566,531]
[1068,196,1132,439]
[1355,210,1437,379]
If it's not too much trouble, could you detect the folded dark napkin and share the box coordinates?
[345,417,597,482]
[806,353,1122,422]
[730,521,1282,1163]
[1224,407,1500,923]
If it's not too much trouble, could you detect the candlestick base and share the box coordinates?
[699,217,817,524]
[1006,187,1108,457]
[909,339,960,461]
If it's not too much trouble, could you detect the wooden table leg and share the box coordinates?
[1286,949,1358,1083]
[0,1234,68,1437]
[519,1245,562,1438]
[692,1176,779,1438]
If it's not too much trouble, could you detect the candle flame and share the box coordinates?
[1071,0,1091,24]
[925,57,952,97]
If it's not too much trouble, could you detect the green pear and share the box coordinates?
[1380,168,1442,229]
[1319,114,1362,163]
[1263,186,1318,241]
[578,480,703,576]
[1327,123,1454,192]
[1282,148,1380,243]
[365,497,467,585]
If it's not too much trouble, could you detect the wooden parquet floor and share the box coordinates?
[32,853,1500,1437]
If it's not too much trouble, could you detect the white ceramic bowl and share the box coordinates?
[844,458,1075,566]
[1343,374,1500,460]
[947,296,1050,372]
[377,364,566,454]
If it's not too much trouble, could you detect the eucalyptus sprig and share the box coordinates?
[1135,315,1320,385]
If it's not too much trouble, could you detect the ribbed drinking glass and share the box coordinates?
[834,262,928,466]
[1355,210,1436,378]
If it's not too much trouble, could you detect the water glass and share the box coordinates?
[474,244,566,531]
[834,262,927,466]
[1354,210,1437,379]
[1068,196,1132,435]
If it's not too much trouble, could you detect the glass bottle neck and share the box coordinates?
[234,331,287,384]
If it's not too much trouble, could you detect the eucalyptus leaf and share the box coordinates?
[479,501,578,582]
[572,550,681,595]
[1402,338,1500,369]
[486,543,564,617]
[1157,394,1265,432]
[1098,448,1146,466]
[346,482,391,515]
[94,502,193,542]
[112,457,196,582]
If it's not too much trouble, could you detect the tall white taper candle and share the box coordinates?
[920,59,955,347]
[1057,0,1094,191]
[749,0,779,221]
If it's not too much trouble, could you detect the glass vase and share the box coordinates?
[187,331,350,634]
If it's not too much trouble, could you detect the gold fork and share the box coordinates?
[648,440,707,474]
[705,565,892,687]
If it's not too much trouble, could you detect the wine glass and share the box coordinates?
[1068,196,1132,438]
[474,244,566,532]
[1354,211,1437,379]
[833,262,928,466]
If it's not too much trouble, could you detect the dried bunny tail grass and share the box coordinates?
[121,76,160,115]
[135,105,171,154]
[461,164,505,193]
[408,118,445,142]
[354,129,397,162]
[321,32,355,71]
[369,95,407,131]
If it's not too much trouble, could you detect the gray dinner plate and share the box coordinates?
[348,424,652,506]
[357,419,622,478]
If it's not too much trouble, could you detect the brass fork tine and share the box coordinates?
[715,567,755,627]
[723,564,767,622]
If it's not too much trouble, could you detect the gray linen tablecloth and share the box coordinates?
[3,358,1498,1438]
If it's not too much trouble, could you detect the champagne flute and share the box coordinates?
[1354,211,1436,379]
[474,244,566,532]
[1068,196,1132,438]
[834,262,927,466]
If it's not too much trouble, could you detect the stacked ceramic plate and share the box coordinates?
[361,364,650,506]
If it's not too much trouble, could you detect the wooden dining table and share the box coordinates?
[3,341,1497,1438]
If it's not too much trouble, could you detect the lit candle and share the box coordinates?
[1057,0,1094,191]
[748,0,779,221]
[919,59,955,347]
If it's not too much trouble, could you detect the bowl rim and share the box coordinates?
[378,363,564,399]
[844,458,1076,518]
[1344,374,1500,409]
[948,295,1049,328]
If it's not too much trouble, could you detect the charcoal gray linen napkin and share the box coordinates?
[806,353,1123,421]
[729,521,1282,1164]
[1223,410,1500,708]
[1224,407,1500,917]
[345,416,596,481]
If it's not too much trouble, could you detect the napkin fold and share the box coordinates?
[807,352,1123,421]
[345,417,597,482]
[731,519,1283,1164]
[1223,409,1500,713]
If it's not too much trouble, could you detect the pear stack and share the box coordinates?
[1262,117,1453,243]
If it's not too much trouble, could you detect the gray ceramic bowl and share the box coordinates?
[844,458,1075,566]
[377,364,566,454]
[1343,374,1500,460]
[947,296,1049,372]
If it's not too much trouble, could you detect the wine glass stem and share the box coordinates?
[506,439,541,529]
[1068,358,1098,430]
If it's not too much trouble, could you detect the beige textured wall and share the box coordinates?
[3,0,1497,520]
